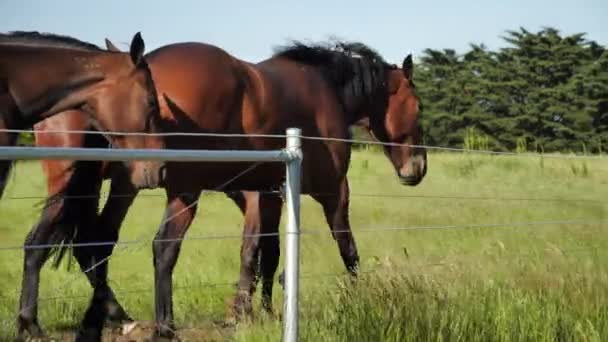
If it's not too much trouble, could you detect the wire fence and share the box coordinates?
[3,128,605,160]
[1,128,607,339]
[8,244,607,307]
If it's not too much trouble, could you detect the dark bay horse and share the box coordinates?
[0,31,165,198]
[26,112,374,340]
[23,40,426,340]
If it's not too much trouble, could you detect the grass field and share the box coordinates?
[0,151,607,341]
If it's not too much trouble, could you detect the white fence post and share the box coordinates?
[283,128,302,342]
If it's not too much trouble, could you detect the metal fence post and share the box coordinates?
[283,128,302,342]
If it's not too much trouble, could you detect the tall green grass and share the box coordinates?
[0,151,606,341]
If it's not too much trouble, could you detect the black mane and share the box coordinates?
[0,31,101,51]
[273,40,395,113]
[273,40,389,66]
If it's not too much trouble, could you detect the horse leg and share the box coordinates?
[73,166,138,340]
[153,190,201,339]
[228,191,261,318]
[224,192,262,282]
[0,158,15,199]
[17,164,92,339]
[40,159,105,341]
[311,178,359,275]
[95,168,138,324]
[17,200,65,339]
[257,193,282,314]
[0,160,11,198]
[0,129,18,198]
[276,180,359,288]
[228,191,282,317]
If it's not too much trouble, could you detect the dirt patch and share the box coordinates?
[106,321,234,342]
[41,321,235,342]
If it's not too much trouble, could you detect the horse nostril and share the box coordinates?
[399,174,420,186]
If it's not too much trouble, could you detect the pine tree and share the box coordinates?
[415,27,606,153]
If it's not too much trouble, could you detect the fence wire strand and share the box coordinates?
[2,190,605,204]
[2,128,604,160]
[0,218,605,252]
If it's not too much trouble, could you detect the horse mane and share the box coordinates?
[273,40,396,114]
[273,40,390,66]
[0,31,102,51]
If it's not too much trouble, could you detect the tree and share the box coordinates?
[415,27,607,153]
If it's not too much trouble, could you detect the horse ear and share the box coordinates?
[129,32,145,66]
[402,54,413,79]
[105,38,121,52]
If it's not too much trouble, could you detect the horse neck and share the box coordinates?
[341,63,387,127]
[344,104,369,126]
[343,94,385,128]
[0,46,108,127]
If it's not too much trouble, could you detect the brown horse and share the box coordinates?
[25,39,426,339]
[26,112,373,340]
[0,31,165,198]
[21,112,136,341]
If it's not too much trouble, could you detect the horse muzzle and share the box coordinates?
[398,155,427,186]
[399,174,423,186]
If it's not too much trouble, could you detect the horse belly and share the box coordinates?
[166,162,285,193]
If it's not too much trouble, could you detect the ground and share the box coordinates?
[0,150,606,341]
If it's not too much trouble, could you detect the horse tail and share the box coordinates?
[33,122,109,269]
[44,186,79,270]
[43,161,104,270]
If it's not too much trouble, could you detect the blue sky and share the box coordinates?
[1,0,606,63]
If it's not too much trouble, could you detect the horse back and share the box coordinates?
[146,43,246,141]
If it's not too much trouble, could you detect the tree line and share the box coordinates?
[413,27,607,153]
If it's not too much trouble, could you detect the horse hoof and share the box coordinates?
[75,327,102,342]
[16,331,47,342]
[16,333,51,342]
[261,303,275,318]
[16,316,46,341]
[151,333,175,342]
[230,292,254,320]
[105,304,133,328]
[152,324,177,342]
[222,316,237,329]
[17,337,52,342]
